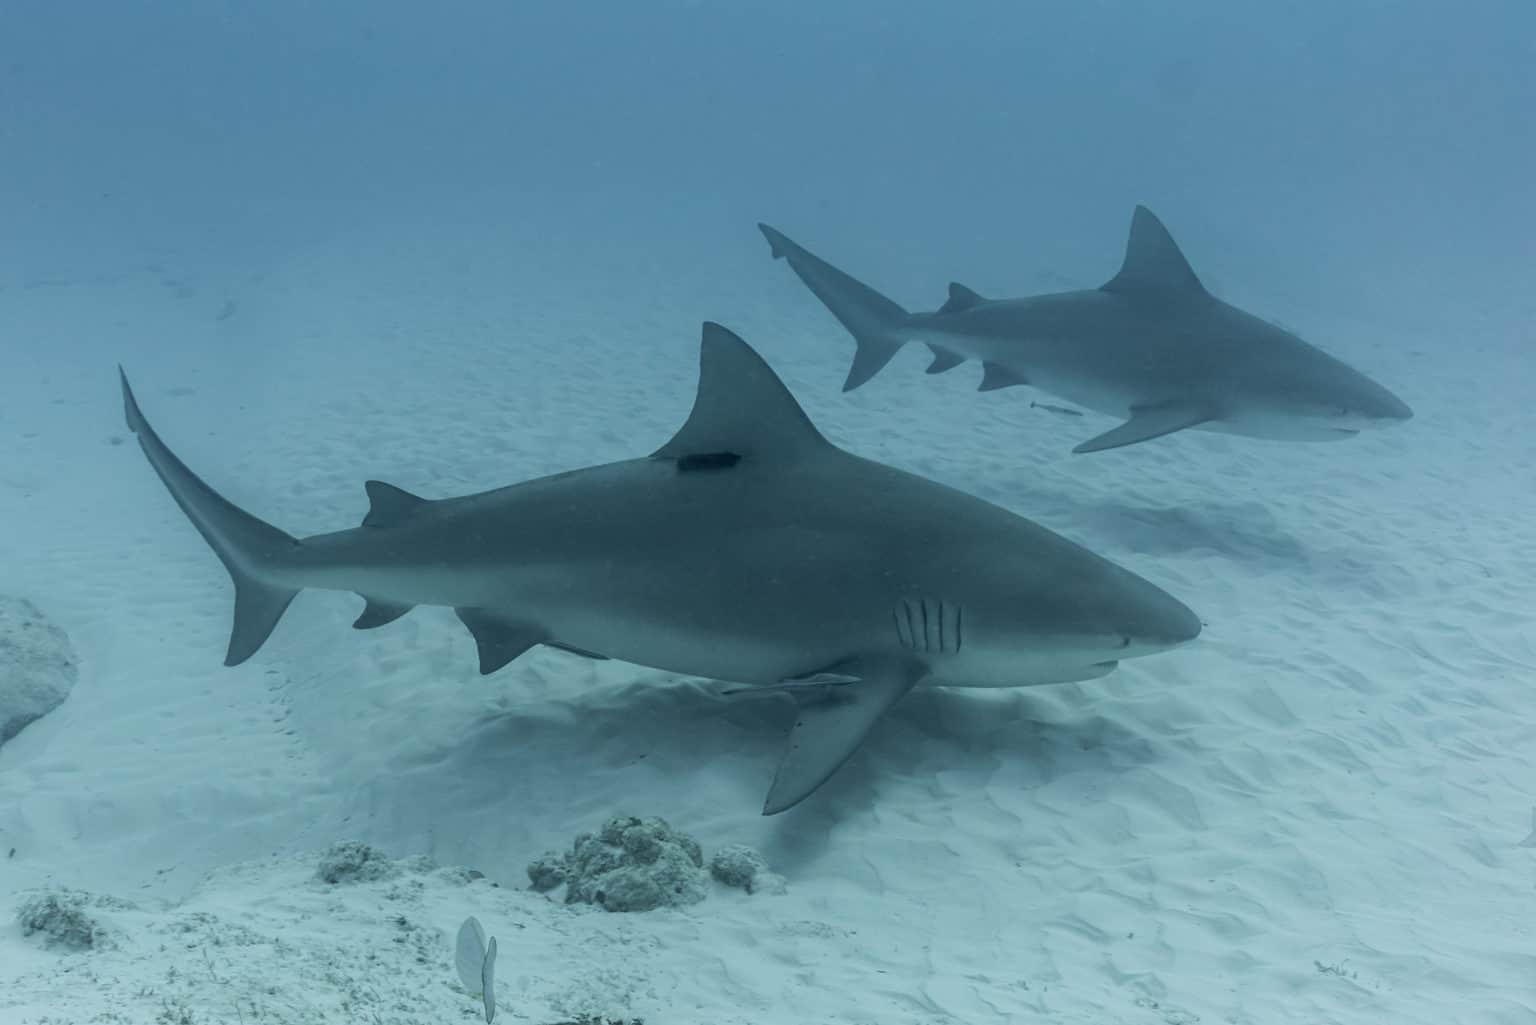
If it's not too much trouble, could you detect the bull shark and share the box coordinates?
[759,207,1413,454]
[121,323,1201,814]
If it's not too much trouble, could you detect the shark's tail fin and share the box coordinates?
[758,224,910,391]
[120,369,301,665]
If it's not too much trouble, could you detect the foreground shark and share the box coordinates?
[760,207,1413,454]
[122,323,1200,813]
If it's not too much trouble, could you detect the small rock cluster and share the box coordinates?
[0,596,79,747]
[16,889,115,950]
[315,840,400,885]
[527,815,782,912]
[708,844,787,896]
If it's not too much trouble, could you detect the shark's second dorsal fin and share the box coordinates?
[938,282,986,314]
[362,480,429,527]
[653,323,829,464]
[1101,206,1206,297]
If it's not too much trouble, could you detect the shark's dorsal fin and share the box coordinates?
[1101,206,1206,296]
[938,282,987,314]
[362,480,429,527]
[653,323,828,463]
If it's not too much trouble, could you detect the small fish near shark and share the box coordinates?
[759,207,1413,454]
[121,324,1201,814]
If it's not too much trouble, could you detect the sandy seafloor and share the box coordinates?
[1,197,1533,1025]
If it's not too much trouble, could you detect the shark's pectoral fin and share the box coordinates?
[762,656,924,815]
[454,608,546,675]
[1073,400,1216,454]
[978,363,1028,391]
[925,346,965,374]
[353,596,414,630]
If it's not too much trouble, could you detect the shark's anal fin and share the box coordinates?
[454,608,546,675]
[938,282,987,314]
[353,596,414,630]
[362,480,429,527]
[979,363,1028,391]
[762,656,923,815]
[1073,400,1215,454]
[925,346,965,374]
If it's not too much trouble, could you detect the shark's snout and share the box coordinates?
[1059,570,1202,660]
[1376,390,1414,423]
[1340,374,1413,428]
[1128,591,1203,652]
[1095,568,1203,658]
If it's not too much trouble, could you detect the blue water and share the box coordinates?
[4,0,1532,333]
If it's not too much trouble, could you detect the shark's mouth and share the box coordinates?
[1330,427,1361,436]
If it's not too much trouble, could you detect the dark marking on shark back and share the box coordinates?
[675,451,742,472]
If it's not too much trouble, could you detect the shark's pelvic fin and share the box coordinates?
[938,282,987,314]
[757,223,911,391]
[362,480,429,527]
[1100,206,1207,297]
[654,322,830,464]
[978,362,1028,391]
[1073,400,1216,454]
[454,608,546,675]
[119,367,301,666]
[762,656,923,815]
[353,597,413,630]
[926,346,965,374]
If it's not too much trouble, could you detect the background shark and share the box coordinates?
[760,207,1413,454]
[122,323,1200,814]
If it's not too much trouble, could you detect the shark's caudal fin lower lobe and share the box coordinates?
[119,369,301,665]
[758,223,910,391]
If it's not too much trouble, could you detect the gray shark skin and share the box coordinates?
[759,207,1413,454]
[120,323,1200,814]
